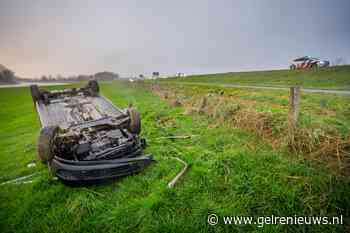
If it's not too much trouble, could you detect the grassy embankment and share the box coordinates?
[165,65,350,90]
[152,66,350,174]
[0,81,349,233]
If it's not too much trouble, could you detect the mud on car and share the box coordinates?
[30,81,153,183]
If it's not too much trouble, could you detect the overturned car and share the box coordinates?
[290,56,330,70]
[30,81,153,183]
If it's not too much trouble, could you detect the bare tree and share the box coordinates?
[41,75,48,81]
[333,57,346,66]
[56,74,63,80]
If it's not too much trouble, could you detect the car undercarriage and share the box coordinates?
[30,81,153,183]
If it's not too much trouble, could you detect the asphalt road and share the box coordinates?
[176,82,350,96]
[0,82,69,88]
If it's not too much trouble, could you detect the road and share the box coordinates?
[0,82,69,88]
[174,82,350,96]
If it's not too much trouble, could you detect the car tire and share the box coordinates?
[88,80,99,96]
[127,108,141,134]
[38,126,59,163]
[30,85,41,103]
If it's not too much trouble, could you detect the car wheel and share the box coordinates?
[38,126,59,163]
[127,108,141,134]
[88,80,99,96]
[30,85,41,103]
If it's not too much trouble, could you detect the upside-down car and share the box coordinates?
[30,81,153,183]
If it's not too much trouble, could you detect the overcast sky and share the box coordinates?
[1,0,349,78]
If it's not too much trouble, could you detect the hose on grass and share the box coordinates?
[167,156,189,188]
[0,172,41,185]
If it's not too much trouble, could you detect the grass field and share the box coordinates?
[0,81,349,232]
[165,65,350,90]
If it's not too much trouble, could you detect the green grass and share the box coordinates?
[151,82,350,136]
[165,65,350,90]
[0,81,349,233]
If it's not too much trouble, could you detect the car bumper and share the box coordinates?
[50,155,154,182]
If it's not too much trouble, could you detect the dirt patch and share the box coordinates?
[317,109,337,117]
[289,129,350,175]
[170,99,182,107]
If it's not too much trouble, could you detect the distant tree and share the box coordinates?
[77,75,92,81]
[152,72,159,77]
[67,75,76,81]
[0,69,16,83]
[334,57,346,66]
[41,75,48,81]
[94,71,119,80]
[56,74,63,80]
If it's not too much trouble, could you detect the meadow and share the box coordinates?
[0,80,349,233]
[165,65,350,90]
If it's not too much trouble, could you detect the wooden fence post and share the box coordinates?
[288,86,301,129]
